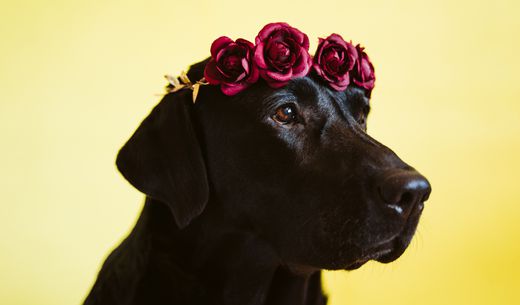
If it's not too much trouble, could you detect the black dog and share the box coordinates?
[84,59,431,305]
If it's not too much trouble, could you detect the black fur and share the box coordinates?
[84,59,431,305]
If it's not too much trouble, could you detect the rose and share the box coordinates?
[204,36,259,96]
[254,22,312,88]
[313,34,358,91]
[351,44,375,92]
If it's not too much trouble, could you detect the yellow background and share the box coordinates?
[1,0,519,304]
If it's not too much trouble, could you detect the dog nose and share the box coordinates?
[378,170,431,218]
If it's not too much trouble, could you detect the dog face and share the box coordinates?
[117,60,431,272]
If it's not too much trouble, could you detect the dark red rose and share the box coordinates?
[313,34,358,91]
[254,22,312,88]
[351,44,375,91]
[204,36,259,95]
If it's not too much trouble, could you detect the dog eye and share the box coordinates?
[272,104,298,125]
[356,113,366,125]
[355,105,370,127]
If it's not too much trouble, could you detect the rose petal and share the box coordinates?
[330,73,350,91]
[288,26,310,50]
[216,63,232,80]
[292,48,311,77]
[241,57,249,74]
[256,22,292,43]
[253,44,268,69]
[330,82,349,91]
[254,22,314,88]
[352,44,375,91]
[346,43,358,71]
[312,34,362,91]
[221,82,249,95]
[235,38,255,50]
[211,36,234,59]
[204,60,222,85]
[265,69,293,82]
[327,34,348,49]
[206,35,261,94]
[313,62,324,76]
[365,79,375,90]
[235,71,247,82]
[247,65,260,84]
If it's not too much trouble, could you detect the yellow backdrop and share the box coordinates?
[1,0,519,304]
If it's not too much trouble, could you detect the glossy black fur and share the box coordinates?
[84,59,431,305]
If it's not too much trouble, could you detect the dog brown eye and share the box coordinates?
[273,104,298,124]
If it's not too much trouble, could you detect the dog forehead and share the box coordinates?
[288,77,354,117]
[275,77,345,109]
[211,76,368,122]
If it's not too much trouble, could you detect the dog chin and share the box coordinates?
[344,221,420,269]
[375,221,419,265]
[375,237,410,263]
[343,242,406,270]
[343,245,395,270]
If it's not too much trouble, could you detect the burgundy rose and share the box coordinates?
[351,44,375,91]
[313,34,358,91]
[204,36,259,96]
[254,22,312,88]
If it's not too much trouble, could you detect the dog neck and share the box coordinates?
[85,198,327,305]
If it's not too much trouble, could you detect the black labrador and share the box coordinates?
[84,59,431,305]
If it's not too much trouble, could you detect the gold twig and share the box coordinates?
[164,73,209,103]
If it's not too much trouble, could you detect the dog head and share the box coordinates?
[116,59,431,271]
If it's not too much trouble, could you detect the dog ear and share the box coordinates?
[116,90,209,228]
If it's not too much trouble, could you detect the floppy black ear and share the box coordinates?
[116,90,209,228]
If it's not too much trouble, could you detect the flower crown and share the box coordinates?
[167,22,375,101]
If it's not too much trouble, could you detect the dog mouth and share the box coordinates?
[343,234,414,270]
[343,239,398,270]
[344,206,423,270]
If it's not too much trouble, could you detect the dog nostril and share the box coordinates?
[378,170,431,217]
[399,191,414,207]
[421,186,432,202]
[421,193,429,203]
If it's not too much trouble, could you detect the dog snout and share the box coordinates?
[377,170,431,219]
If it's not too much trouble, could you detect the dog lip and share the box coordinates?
[344,197,424,270]
[375,215,420,264]
[344,243,395,270]
[376,242,407,263]
[344,260,369,270]
[364,242,394,260]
